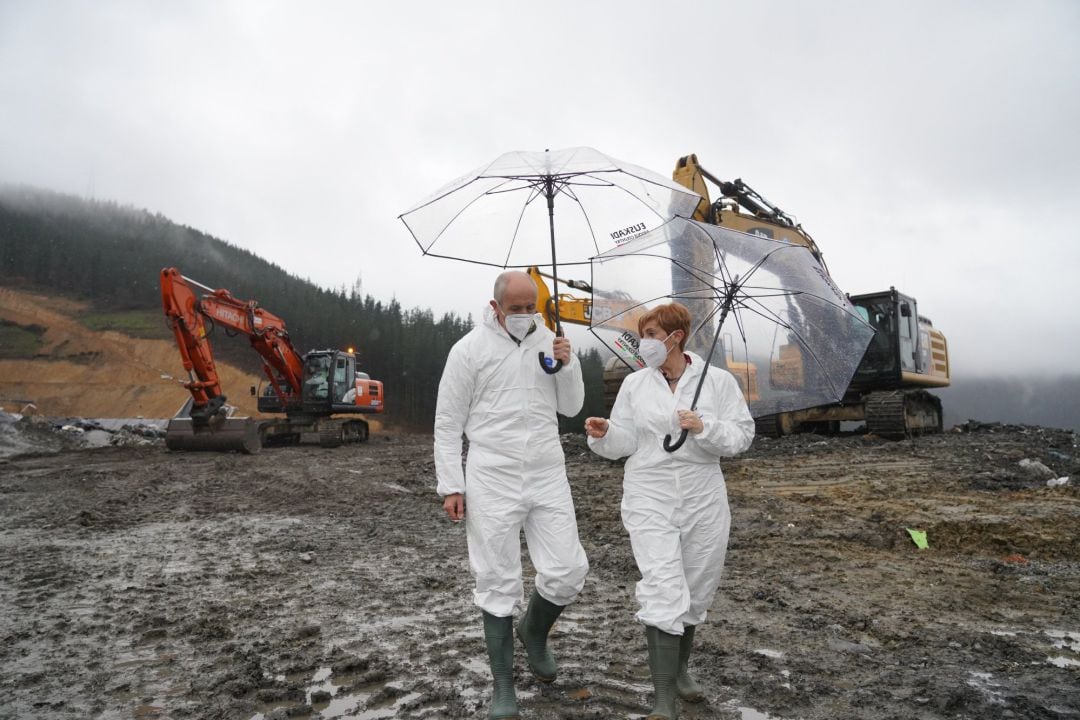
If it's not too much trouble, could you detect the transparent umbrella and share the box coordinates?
[398,146,701,372]
[589,217,875,451]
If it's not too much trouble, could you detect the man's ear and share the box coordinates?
[489,300,499,313]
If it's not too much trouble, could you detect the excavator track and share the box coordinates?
[754,413,795,439]
[318,419,369,448]
[319,420,345,448]
[864,390,943,439]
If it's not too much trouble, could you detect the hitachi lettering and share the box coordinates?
[213,308,242,324]
[610,222,648,244]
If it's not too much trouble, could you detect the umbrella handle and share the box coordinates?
[540,323,565,374]
[663,429,689,452]
[539,353,563,374]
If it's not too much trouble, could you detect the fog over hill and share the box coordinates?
[940,375,1080,433]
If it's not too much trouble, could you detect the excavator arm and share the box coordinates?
[162,267,311,446]
[672,154,826,267]
[160,268,229,421]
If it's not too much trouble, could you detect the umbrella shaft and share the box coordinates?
[688,291,734,410]
[545,178,561,333]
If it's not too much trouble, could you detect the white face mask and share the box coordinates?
[638,335,674,368]
[504,313,534,339]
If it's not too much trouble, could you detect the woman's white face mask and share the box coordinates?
[638,333,676,368]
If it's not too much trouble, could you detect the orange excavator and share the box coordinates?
[160,267,384,453]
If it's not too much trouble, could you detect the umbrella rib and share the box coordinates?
[407,176,522,251]
[501,184,546,267]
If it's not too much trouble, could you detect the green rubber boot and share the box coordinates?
[515,589,565,682]
[645,625,681,720]
[676,625,704,703]
[482,611,520,719]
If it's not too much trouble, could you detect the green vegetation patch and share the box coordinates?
[80,310,168,339]
[0,320,46,358]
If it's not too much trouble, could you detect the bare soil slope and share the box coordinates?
[1,425,1077,719]
[0,286,262,418]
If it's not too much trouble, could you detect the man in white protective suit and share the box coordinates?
[434,270,589,720]
[585,302,754,719]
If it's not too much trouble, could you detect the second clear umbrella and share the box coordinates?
[590,217,875,451]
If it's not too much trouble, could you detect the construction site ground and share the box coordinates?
[1,420,1078,720]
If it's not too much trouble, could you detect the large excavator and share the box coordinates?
[160,267,384,453]
[527,155,951,439]
[671,154,949,438]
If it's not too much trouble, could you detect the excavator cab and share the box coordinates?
[848,288,948,389]
[302,350,357,413]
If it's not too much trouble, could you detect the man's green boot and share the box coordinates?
[482,611,520,719]
[515,589,564,682]
[645,625,681,719]
[675,625,704,703]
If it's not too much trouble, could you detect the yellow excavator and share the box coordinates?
[527,155,951,439]
[672,154,949,438]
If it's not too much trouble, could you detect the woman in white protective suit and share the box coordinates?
[585,302,754,720]
[435,270,589,720]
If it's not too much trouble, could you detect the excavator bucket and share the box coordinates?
[164,399,262,454]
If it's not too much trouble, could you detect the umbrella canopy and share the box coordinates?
[399,146,702,270]
[589,217,875,450]
[399,146,701,374]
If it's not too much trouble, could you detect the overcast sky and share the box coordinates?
[1,1,1077,377]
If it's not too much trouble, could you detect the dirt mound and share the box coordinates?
[0,285,263,418]
[0,425,1077,719]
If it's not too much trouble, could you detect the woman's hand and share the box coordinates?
[584,417,609,439]
[676,409,704,434]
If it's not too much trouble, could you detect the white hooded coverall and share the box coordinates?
[434,307,589,617]
[588,351,754,635]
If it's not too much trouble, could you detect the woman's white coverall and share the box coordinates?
[588,352,754,634]
[434,308,588,617]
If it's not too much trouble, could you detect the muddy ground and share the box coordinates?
[1,422,1078,720]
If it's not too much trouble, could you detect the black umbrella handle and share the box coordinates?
[663,288,737,453]
[539,326,564,374]
[663,429,689,452]
[539,354,563,374]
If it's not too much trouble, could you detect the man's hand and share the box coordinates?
[443,493,465,521]
[553,336,571,364]
[584,417,609,439]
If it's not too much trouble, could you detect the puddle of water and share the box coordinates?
[966,671,1005,705]
[753,648,785,659]
[161,560,196,575]
[1047,655,1080,668]
[320,689,369,717]
[1045,629,1080,652]
[252,665,443,720]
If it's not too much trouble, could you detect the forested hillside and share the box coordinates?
[0,185,607,429]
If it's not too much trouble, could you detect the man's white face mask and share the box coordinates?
[504,313,534,339]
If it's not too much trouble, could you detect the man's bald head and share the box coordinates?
[490,271,538,329]
[493,271,536,305]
